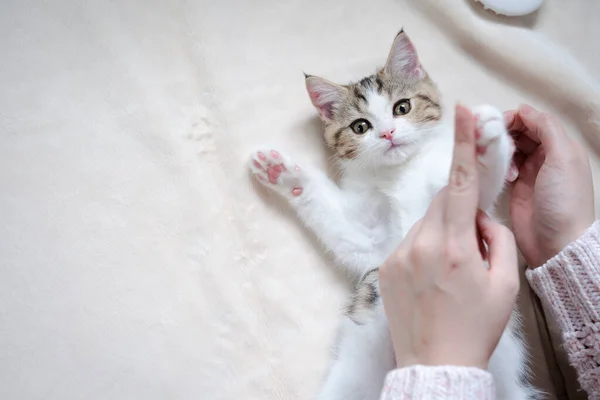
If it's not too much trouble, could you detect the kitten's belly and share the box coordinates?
[353,214,407,265]
[346,155,450,267]
[352,212,399,264]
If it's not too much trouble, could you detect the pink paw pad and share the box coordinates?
[250,149,303,195]
[267,164,286,182]
[267,167,280,183]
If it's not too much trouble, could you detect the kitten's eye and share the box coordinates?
[350,119,372,134]
[393,99,411,116]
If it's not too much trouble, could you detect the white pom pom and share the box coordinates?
[476,0,544,16]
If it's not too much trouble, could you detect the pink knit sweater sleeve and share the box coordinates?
[526,221,600,397]
[379,365,495,400]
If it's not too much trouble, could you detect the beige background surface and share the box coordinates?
[1,0,599,399]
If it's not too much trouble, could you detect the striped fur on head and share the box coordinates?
[305,31,443,167]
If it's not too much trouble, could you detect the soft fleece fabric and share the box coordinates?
[1,0,600,399]
[381,222,600,399]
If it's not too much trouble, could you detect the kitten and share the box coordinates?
[249,30,536,400]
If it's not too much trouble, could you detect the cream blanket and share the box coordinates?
[1,0,599,399]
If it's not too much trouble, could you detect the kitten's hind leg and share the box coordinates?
[317,270,395,400]
[472,105,517,211]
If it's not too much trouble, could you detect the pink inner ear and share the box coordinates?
[403,40,418,70]
[317,102,334,120]
[387,33,425,79]
[309,90,321,104]
[400,40,424,77]
[309,91,334,120]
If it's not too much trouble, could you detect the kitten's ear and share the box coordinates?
[305,75,347,121]
[384,30,425,79]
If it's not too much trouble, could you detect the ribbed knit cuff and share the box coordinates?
[526,221,600,393]
[380,365,495,400]
[526,221,600,334]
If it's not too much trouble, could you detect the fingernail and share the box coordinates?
[455,103,469,115]
[519,104,534,116]
[502,110,514,126]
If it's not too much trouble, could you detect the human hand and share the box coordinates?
[505,104,595,268]
[379,105,520,370]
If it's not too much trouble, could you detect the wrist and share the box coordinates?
[537,221,595,268]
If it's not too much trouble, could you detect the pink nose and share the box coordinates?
[380,130,395,141]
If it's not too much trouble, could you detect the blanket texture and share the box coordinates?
[1,0,599,399]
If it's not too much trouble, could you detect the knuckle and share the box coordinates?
[539,112,564,135]
[446,237,473,265]
[449,163,474,192]
[387,248,409,270]
[409,248,426,267]
[411,237,430,259]
[410,234,440,266]
[443,240,463,265]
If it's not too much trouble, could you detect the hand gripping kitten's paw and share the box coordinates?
[472,105,519,182]
[249,147,305,197]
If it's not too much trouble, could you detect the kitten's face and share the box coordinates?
[306,31,442,168]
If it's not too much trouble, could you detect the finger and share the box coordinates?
[517,146,545,188]
[506,109,545,156]
[477,211,519,295]
[505,109,530,135]
[445,104,479,234]
[418,186,449,231]
[477,228,488,260]
[503,109,517,129]
[516,104,568,155]
[511,132,540,156]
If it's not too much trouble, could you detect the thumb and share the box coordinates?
[476,211,520,297]
[517,104,567,156]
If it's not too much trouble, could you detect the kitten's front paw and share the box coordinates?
[472,105,518,182]
[249,147,305,197]
[472,105,508,150]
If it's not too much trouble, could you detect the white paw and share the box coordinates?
[249,147,305,197]
[472,105,506,149]
[472,105,518,182]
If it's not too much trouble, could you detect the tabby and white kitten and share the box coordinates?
[249,31,535,400]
